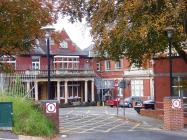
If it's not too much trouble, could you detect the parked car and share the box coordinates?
[134,99,155,113]
[105,98,120,107]
[119,96,141,108]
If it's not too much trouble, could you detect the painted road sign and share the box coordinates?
[46,103,56,113]
[172,99,182,109]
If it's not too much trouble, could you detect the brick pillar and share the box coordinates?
[41,100,59,132]
[164,97,184,130]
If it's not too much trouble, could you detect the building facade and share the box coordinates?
[0,30,95,103]
[85,46,153,101]
[154,56,187,108]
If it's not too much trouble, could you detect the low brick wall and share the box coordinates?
[184,113,187,125]
[163,97,184,130]
[140,109,164,120]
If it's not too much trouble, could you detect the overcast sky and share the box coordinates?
[54,18,93,50]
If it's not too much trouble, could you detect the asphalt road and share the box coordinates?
[59,107,161,134]
[58,106,187,140]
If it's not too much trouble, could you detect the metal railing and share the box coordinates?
[0,73,36,97]
[14,69,95,77]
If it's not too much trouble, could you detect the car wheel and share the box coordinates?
[110,105,113,107]
[128,103,132,108]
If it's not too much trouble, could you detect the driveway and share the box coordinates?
[57,106,187,140]
[59,106,162,134]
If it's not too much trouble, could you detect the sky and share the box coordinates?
[54,18,93,50]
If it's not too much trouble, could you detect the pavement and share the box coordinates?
[58,107,163,134]
[58,106,187,137]
[0,131,18,140]
[115,107,163,128]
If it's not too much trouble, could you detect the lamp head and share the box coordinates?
[164,26,175,39]
[41,25,55,37]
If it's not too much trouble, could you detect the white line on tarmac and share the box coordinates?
[59,115,94,125]
[104,122,127,132]
[128,123,141,131]
[79,119,123,133]
[61,116,115,133]
[86,110,90,114]
[59,115,106,132]
[105,110,109,114]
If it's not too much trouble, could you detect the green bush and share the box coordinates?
[0,96,56,136]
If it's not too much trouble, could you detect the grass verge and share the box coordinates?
[0,96,56,137]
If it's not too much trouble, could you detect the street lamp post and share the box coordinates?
[165,26,175,96]
[41,25,55,100]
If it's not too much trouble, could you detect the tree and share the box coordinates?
[0,0,86,71]
[0,0,87,54]
[84,0,187,66]
[0,0,53,55]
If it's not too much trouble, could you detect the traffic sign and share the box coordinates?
[114,79,118,87]
[118,80,126,88]
[46,102,56,113]
[172,99,182,109]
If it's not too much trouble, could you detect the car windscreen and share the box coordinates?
[124,98,130,101]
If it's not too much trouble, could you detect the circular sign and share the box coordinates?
[114,79,118,87]
[46,103,56,113]
[172,99,181,109]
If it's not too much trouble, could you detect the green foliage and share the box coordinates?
[0,0,52,55]
[0,96,55,136]
[84,0,187,66]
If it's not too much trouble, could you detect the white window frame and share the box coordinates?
[115,60,121,69]
[173,77,187,97]
[0,55,16,69]
[105,60,110,71]
[53,56,79,70]
[60,40,68,48]
[32,56,40,70]
[96,63,101,71]
[131,80,143,97]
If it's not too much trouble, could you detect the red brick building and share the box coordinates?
[153,56,187,108]
[0,30,95,103]
[85,46,154,101]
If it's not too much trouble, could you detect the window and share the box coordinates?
[96,63,101,71]
[32,56,40,70]
[53,56,79,70]
[60,40,68,48]
[131,80,143,97]
[105,60,110,71]
[173,77,187,98]
[0,55,16,69]
[115,60,121,69]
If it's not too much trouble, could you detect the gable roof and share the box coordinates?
[30,30,86,56]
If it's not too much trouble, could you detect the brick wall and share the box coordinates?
[154,57,187,109]
[40,101,59,132]
[163,97,184,130]
[140,109,164,120]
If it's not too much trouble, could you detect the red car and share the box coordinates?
[105,98,120,107]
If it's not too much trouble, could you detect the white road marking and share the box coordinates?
[79,119,122,133]
[61,116,115,133]
[61,135,67,138]
[59,115,93,124]
[105,110,109,114]
[105,122,127,132]
[128,123,141,131]
[59,115,106,131]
